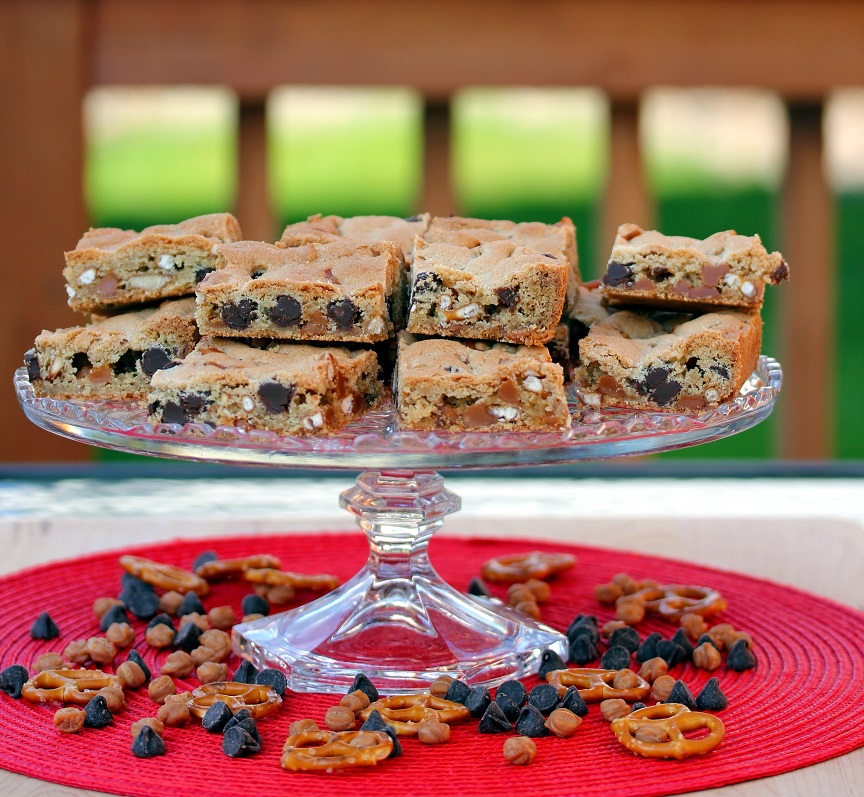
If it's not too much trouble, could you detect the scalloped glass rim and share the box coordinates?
[14,356,782,469]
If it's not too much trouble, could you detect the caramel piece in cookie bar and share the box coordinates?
[395,333,570,432]
[576,309,762,412]
[148,338,381,435]
[406,237,568,346]
[600,223,788,311]
[278,213,430,264]
[195,240,405,343]
[63,213,241,313]
[26,298,199,400]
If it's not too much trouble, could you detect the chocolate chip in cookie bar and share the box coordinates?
[405,238,569,347]
[195,240,405,343]
[27,298,199,400]
[63,213,242,313]
[395,333,570,431]
[576,309,762,412]
[148,338,381,435]
[600,223,788,311]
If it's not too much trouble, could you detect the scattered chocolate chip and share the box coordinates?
[651,266,674,281]
[467,577,492,598]
[100,604,130,632]
[538,648,568,680]
[241,594,269,617]
[268,295,303,327]
[195,267,216,283]
[127,649,151,681]
[695,677,728,711]
[600,645,631,671]
[515,704,549,737]
[631,702,647,712]
[710,364,730,379]
[665,680,697,710]
[527,683,559,715]
[685,356,699,371]
[174,621,203,653]
[602,261,634,287]
[24,350,40,381]
[132,725,166,758]
[359,709,402,756]
[221,299,259,330]
[113,349,142,375]
[127,589,160,620]
[696,633,721,651]
[655,639,684,667]
[726,638,757,670]
[609,626,641,654]
[444,679,471,705]
[255,668,287,695]
[478,700,512,733]
[224,710,261,744]
[495,286,519,309]
[192,550,218,571]
[233,660,259,685]
[495,693,521,722]
[645,367,669,388]
[566,615,599,646]
[568,636,599,665]
[326,298,360,330]
[669,628,694,661]
[223,726,260,758]
[141,347,172,376]
[30,611,60,640]
[465,685,492,717]
[83,695,113,728]
[350,673,379,704]
[257,381,294,414]
[202,700,233,733]
[146,613,175,632]
[651,379,682,406]
[557,686,589,717]
[177,592,205,617]
[0,665,28,698]
[636,631,662,664]
[496,679,527,708]
[71,352,91,374]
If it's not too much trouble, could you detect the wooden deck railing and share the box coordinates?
[4,0,863,461]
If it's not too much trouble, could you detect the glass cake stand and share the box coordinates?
[14,356,782,693]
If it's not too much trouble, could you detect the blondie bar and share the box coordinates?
[576,309,762,411]
[26,298,199,400]
[195,239,405,343]
[600,224,788,310]
[148,338,380,435]
[405,238,569,346]
[278,213,430,264]
[63,213,242,313]
[395,333,570,431]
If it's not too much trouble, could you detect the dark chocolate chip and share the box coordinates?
[665,679,697,710]
[645,367,669,388]
[177,592,205,617]
[538,648,568,679]
[100,604,130,632]
[350,673,379,704]
[404,214,423,222]
[655,638,683,667]
[267,295,303,327]
[670,628,694,661]
[710,364,730,379]
[202,700,233,732]
[631,702,647,712]
[24,350,40,381]
[359,710,402,756]
[600,645,631,671]
[0,665,28,698]
[146,613,175,631]
[695,676,728,711]
[686,356,699,371]
[773,260,789,282]
[464,685,492,717]
[30,611,59,640]
[71,352,91,374]
[141,347,172,376]
[568,636,599,665]
[609,626,641,654]
[132,725,166,758]
[496,679,527,708]
[83,695,113,728]
[192,550,218,571]
[224,711,261,744]
[556,686,589,717]
[120,571,153,596]
[651,379,682,406]
[494,693,521,722]
[651,266,674,281]
[444,679,471,705]
[113,349,142,375]
[174,621,203,652]
[195,267,216,283]
[127,649,151,681]
[566,614,599,646]
[635,631,663,664]
[126,588,160,620]
[602,261,633,287]
[233,660,259,685]
[255,668,287,695]
[527,683,559,715]
[696,633,721,651]
[221,299,259,330]
[478,700,512,733]
[495,286,519,309]
[467,577,492,598]
[222,726,260,757]
[412,271,444,295]
[515,704,549,737]
[250,269,266,279]
[726,638,757,671]
[257,381,294,414]
[241,593,270,617]
[326,298,360,330]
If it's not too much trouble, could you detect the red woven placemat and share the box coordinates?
[0,533,862,797]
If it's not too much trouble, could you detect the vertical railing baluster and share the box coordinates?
[421,100,456,216]
[236,98,276,242]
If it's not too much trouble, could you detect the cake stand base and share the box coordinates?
[232,471,568,693]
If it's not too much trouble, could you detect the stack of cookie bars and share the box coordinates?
[24,213,788,435]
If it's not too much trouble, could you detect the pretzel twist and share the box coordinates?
[21,668,124,705]
[119,554,208,596]
[359,693,470,735]
[280,729,393,771]
[546,668,651,703]
[626,584,726,622]
[187,681,282,720]
[243,567,340,593]
[480,551,576,583]
[195,555,282,581]
[611,703,725,759]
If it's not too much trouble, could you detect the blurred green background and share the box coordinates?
[83,86,864,460]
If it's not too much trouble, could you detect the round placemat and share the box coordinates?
[0,533,862,797]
